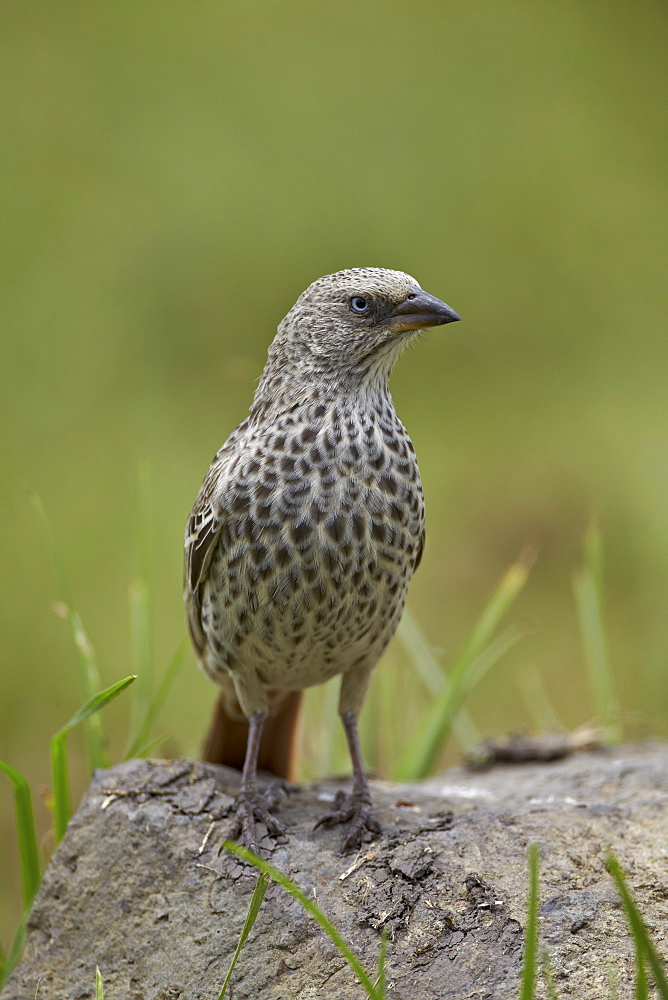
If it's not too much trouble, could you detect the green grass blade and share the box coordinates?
[465,623,525,688]
[51,733,71,845]
[573,523,620,743]
[461,555,531,660]
[397,609,480,749]
[95,965,104,999]
[217,873,270,999]
[125,636,188,759]
[583,517,604,591]
[520,844,540,1000]
[56,674,138,735]
[223,841,381,1000]
[393,552,531,780]
[28,488,107,771]
[0,761,41,908]
[51,675,137,842]
[375,927,388,1000]
[606,854,668,998]
[27,486,73,608]
[130,734,169,759]
[66,610,107,770]
[635,952,649,1000]
[394,621,525,781]
[0,913,28,988]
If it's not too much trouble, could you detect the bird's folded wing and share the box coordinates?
[184,419,249,654]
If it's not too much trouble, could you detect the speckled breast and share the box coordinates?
[200,397,425,690]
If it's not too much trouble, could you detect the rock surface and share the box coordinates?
[2,744,668,999]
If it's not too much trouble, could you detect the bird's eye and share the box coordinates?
[350,296,369,314]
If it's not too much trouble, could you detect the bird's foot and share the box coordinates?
[227,785,286,855]
[314,789,382,853]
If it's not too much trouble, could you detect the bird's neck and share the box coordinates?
[249,351,394,426]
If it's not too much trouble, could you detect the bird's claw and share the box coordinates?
[228,788,285,855]
[314,790,382,853]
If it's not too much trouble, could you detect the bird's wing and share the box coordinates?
[184,419,248,655]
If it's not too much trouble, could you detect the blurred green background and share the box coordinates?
[2,0,667,946]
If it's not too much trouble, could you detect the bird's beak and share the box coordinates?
[388,285,461,333]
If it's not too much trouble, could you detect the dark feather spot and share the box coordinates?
[230,493,250,514]
[389,502,404,524]
[309,501,325,523]
[275,546,291,569]
[371,520,387,543]
[251,545,268,566]
[255,501,272,522]
[326,514,346,544]
[351,513,365,542]
[290,522,313,548]
[379,475,398,496]
[323,549,338,573]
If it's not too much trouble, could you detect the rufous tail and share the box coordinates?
[202,690,302,780]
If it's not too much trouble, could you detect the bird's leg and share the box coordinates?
[314,709,382,853]
[228,710,285,853]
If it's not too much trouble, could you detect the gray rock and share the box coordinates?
[3,744,668,999]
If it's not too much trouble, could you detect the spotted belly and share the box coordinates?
[199,493,422,691]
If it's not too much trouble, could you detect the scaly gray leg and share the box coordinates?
[228,711,285,853]
[314,710,382,852]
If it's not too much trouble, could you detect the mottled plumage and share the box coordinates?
[184,267,460,851]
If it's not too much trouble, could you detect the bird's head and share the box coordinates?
[275,267,460,383]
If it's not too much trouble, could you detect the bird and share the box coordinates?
[184,267,460,852]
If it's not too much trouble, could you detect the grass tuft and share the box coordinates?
[394,549,532,780]
[397,609,481,750]
[51,675,137,843]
